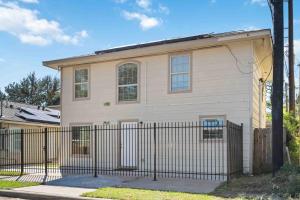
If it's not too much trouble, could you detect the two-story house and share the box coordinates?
[43,29,272,174]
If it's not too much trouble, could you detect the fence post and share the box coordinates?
[94,125,98,178]
[20,129,24,175]
[226,120,230,182]
[240,123,243,174]
[44,128,48,176]
[153,123,157,181]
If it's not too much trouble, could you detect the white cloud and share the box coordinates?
[0,1,88,46]
[123,11,160,30]
[136,0,151,10]
[19,0,39,3]
[158,4,169,15]
[249,0,267,6]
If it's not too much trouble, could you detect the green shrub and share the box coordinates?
[283,111,300,165]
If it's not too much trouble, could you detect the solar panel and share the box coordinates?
[15,107,60,124]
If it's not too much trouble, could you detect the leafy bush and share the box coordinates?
[283,111,300,165]
[274,164,300,198]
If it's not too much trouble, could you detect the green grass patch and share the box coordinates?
[212,164,300,199]
[0,171,26,176]
[82,187,232,200]
[0,180,39,190]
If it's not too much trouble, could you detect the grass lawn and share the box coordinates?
[0,180,39,190]
[82,187,233,200]
[0,171,26,176]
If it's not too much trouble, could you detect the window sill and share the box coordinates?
[73,97,90,102]
[117,100,140,105]
[168,89,192,94]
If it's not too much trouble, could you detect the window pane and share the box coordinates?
[75,69,88,83]
[202,118,224,139]
[202,119,224,126]
[118,85,138,101]
[72,126,90,155]
[171,55,190,73]
[118,63,138,85]
[171,74,190,91]
[75,83,88,98]
[203,129,223,139]
[170,55,190,92]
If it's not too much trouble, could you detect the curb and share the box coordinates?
[0,189,100,200]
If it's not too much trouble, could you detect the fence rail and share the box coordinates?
[0,121,243,181]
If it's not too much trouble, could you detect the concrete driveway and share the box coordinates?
[45,175,223,194]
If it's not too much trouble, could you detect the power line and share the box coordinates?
[267,0,274,22]
[209,33,273,75]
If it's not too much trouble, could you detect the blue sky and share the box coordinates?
[0,0,299,91]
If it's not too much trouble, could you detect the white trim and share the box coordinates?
[116,61,140,104]
[73,66,90,101]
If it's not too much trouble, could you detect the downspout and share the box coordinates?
[259,78,263,128]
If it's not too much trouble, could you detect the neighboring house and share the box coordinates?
[43,29,273,174]
[0,101,60,129]
[0,101,60,165]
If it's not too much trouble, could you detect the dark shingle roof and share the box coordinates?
[0,101,60,125]
[95,29,271,55]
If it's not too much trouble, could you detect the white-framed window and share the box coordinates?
[71,126,91,155]
[74,68,89,99]
[117,63,139,102]
[200,116,225,140]
[170,54,191,92]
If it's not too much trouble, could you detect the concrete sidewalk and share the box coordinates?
[13,185,95,198]
[0,187,99,200]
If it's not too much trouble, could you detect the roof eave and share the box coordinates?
[43,29,272,69]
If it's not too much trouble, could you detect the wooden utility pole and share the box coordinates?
[288,0,295,114]
[272,0,284,175]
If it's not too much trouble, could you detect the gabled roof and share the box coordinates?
[0,101,60,125]
[43,29,272,69]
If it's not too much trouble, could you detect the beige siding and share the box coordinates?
[61,41,255,173]
[58,126,228,179]
[0,123,59,166]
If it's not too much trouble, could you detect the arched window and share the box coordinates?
[117,63,139,102]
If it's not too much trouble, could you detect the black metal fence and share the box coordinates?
[0,121,243,181]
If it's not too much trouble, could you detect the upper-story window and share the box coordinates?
[117,63,139,103]
[170,54,191,93]
[74,67,89,100]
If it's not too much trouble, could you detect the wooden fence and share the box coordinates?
[253,128,272,174]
